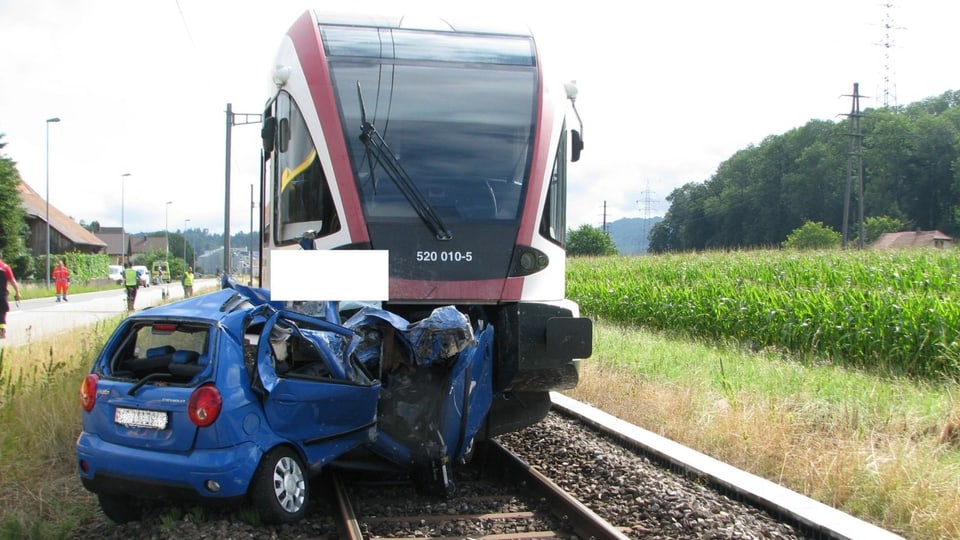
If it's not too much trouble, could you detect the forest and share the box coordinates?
[647,89,960,252]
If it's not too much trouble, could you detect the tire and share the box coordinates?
[97,493,142,523]
[249,447,309,524]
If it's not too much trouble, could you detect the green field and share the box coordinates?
[566,249,960,539]
[568,249,960,377]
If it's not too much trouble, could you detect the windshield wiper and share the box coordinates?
[356,83,452,241]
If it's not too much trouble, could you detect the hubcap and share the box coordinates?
[272,456,306,512]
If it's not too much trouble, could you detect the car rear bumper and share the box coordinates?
[76,431,264,500]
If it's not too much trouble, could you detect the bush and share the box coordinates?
[782,221,841,250]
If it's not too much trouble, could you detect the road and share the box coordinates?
[1,278,218,348]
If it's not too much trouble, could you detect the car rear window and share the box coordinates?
[108,322,212,382]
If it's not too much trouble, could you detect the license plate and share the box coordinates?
[115,407,168,430]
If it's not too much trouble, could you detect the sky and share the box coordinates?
[0,0,956,237]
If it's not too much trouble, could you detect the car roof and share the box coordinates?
[126,289,256,325]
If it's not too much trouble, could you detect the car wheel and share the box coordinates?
[97,493,142,523]
[250,447,309,524]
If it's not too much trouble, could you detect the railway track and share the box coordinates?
[326,441,630,539]
[528,393,905,540]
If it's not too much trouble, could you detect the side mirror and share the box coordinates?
[565,81,584,163]
[261,116,277,158]
[571,130,583,162]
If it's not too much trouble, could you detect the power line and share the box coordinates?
[174,0,199,53]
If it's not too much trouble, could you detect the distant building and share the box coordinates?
[18,181,107,256]
[873,230,953,249]
[94,226,126,263]
[129,235,169,259]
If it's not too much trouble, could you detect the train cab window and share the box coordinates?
[540,126,568,246]
[271,92,341,245]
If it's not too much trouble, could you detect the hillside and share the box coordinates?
[607,216,664,255]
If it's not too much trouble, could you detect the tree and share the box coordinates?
[0,134,29,275]
[862,215,906,245]
[566,224,618,256]
[782,221,841,250]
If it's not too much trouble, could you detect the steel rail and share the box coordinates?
[479,440,634,540]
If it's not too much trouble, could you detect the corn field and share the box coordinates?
[567,250,960,377]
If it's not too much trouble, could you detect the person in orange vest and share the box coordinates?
[53,258,71,302]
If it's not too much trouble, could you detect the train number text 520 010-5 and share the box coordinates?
[416,251,473,262]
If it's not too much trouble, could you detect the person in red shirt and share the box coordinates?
[53,258,71,302]
[0,254,22,339]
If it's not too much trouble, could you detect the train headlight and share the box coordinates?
[510,246,549,277]
[520,252,536,270]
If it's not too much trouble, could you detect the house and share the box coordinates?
[18,181,107,256]
[873,230,954,249]
[128,235,169,259]
[93,226,126,263]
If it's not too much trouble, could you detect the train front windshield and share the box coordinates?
[323,25,538,225]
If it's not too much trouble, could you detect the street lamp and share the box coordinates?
[121,172,131,264]
[165,201,173,278]
[183,218,191,264]
[45,117,60,289]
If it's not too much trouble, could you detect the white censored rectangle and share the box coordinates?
[269,250,389,301]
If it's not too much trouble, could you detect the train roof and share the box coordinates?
[311,11,534,37]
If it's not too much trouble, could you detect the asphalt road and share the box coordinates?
[1,278,218,347]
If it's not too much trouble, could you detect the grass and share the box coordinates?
[16,281,124,301]
[563,319,960,540]
[0,283,218,539]
[0,322,117,539]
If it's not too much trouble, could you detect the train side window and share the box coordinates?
[272,92,341,245]
[540,126,568,246]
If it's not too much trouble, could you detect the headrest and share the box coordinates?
[171,350,200,364]
[146,345,176,358]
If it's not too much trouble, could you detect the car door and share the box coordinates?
[256,309,379,466]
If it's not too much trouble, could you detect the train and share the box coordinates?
[256,10,592,486]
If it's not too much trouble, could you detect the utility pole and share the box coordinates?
[224,102,262,276]
[842,83,866,249]
[249,183,255,286]
[600,201,609,233]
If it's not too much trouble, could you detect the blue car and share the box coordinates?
[77,282,494,523]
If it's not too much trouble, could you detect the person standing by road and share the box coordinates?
[0,254,22,339]
[53,258,71,302]
[182,266,194,298]
[123,262,139,311]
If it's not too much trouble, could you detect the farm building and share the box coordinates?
[873,230,953,249]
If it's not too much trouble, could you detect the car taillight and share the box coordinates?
[188,385,222,427]
[80,374,99,412]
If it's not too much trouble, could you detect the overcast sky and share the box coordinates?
[0,0,956,236]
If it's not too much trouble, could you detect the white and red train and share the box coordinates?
[257,10,591,437]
